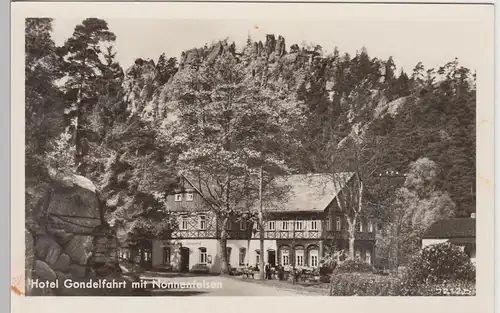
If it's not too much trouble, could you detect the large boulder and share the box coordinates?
[26,174,120,296]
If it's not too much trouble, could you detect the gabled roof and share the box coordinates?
[422,218,476,239]
[182,172,354,213]
[266,173,354,212]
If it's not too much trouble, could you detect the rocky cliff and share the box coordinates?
[25,174,125,296]
[121,34,410,147]
[115,33,475,216]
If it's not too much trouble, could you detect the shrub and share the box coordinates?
[190,263,210,274]
[403,242,475,286]
[401,280,476,296]
[329,273,402,296]
[334,259,375,274]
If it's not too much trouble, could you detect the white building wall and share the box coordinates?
[247,240,278,267]
[421,238,448,248]
[152,239,220,273]
[225,240,250,268]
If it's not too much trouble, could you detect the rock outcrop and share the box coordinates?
[119,33,412,145]
[26,174,120,296]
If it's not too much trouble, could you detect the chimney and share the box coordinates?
[470,212,476,219]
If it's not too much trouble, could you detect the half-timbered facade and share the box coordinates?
[132,173,376,273]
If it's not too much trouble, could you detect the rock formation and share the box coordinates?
[26,174,121,296]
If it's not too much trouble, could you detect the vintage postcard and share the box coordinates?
[10,1,495,313]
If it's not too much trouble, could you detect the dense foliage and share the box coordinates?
[402,242,476,286]
[333,259,375,274]
[25,18,66,181]
[329,273,401,296]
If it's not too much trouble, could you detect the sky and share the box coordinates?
[50,18,482,74]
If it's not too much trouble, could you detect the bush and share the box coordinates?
[190,263,210,274]
[334,259,375,274]
[329,273,401,296]
[403,242,475,286]
[401,280,476,296]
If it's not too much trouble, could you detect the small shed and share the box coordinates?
[422,216,476,264]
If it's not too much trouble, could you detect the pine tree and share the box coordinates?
[59,18,117,175]
[155,53,178,85]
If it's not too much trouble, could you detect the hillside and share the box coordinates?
[119,34,475,217]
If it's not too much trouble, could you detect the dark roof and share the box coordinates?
[422,218,476,239]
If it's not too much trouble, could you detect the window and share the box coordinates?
[336,217,341,230]
[281,249,289,266]
[240,219,247,231]
[368,221,374,233]
[199,215,206,230]
[239,248,246,266]
[325,219,330,230]
[268,221,276,230]
[199,247,207,264]
[355,249,361,260]
[295,220,303,230]
[255,222,260,231]
[365,248,372,264]
[295,247,304,266]
[144,249,151,262]
[309,249,319,267]
[180,216,188,230]
[175,193,182,202]
[256,250,260,265]
[356,221,363,232]
[186,190,194,202]
[163,247,171,264]
[225,220,231,230]
[282,221,289,230]
[226,247,232,265]
[310,220,318,230]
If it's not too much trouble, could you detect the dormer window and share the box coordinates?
[240,218,247,231]
[175,193,182,202]
[186,190,194,202]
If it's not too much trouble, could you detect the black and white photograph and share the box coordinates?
[14,1,494,303]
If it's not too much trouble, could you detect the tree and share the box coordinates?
[97,113,180,243]
[25,18,65,179]
[388,158,455,268]
[410,61,426,93]
[305,130,381,260]
[163,44,305,274]
[156,53,178,85]
[384,56,396,85]
[59,18,117,175]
